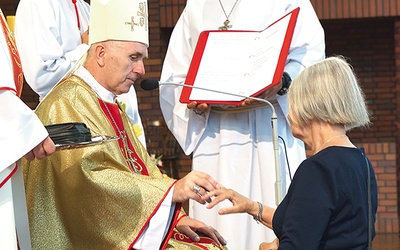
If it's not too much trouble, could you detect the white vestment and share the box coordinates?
[14,0,146,146]
[160,1,325,249]
[0,21,48,250]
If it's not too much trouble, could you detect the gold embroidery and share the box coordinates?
[125,2,148,31]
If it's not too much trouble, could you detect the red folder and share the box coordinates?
[180,7,300,105]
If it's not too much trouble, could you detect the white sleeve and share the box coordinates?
[160,8,208,155]
[0,91,48,172]
[14,0,90,98]
[0,21,48,172]
[133,185,176,249]
[277,0,326,118]
[284,0,325,79]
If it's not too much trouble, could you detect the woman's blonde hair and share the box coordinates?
[288,56,370,131]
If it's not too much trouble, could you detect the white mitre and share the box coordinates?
[89,0,149,47]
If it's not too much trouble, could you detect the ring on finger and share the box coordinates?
[193,184,201,193]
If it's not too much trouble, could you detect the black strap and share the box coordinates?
[362,148,372,250]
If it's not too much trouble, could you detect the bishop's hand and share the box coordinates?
[172,170,220,204]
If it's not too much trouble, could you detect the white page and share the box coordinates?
[188,12,291,102]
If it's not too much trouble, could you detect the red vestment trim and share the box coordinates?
[0,163,18,189]
[97,99,182,249]
[0,86,16,92]
[159,183,182,250]
[168,230,224,250]
[0,10,23,97]
[98,99,149,176]
[129,180,181,250]
[71,0,81,29]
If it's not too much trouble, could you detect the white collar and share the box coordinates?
[73,65,117,102]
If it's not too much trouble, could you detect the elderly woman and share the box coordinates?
[204,56,378,249]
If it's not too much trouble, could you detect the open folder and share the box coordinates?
[180,7,300,105]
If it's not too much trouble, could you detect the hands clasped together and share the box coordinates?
[173,173,247,247]
[174,176,279,249]
[172,170,227,246]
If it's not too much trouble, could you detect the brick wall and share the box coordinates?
[322,18,397,143]
[395,21,400,233]
[311,0,400,19]
[360,142,399,233]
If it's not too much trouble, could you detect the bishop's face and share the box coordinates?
[103,40,147,95]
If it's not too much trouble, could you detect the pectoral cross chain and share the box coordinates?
[218,0,240,30]
[219,20,232,30]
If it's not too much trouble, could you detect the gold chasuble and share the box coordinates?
[23,76,225,250]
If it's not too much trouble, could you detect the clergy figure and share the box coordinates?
[0,9,55,250]
[22,0,227,249]
[159,1,325,249]
[14,0,147,147]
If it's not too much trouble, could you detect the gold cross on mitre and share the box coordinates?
[125,2,148,31]
[88,0,149,47]
[125,16,138,31]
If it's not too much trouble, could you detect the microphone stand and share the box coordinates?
[159,82,284,205]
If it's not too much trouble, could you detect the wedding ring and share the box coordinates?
[193,184,201,193]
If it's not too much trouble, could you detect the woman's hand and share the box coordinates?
[204,187,258,216]
[259,238,279,250]
[204,187,275,229]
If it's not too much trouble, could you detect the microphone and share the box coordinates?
[141,78,284,205]
[140,78,161,91]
